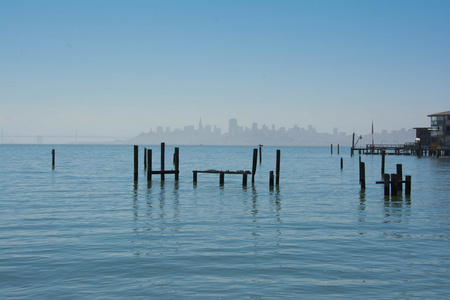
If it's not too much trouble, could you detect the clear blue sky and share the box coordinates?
[1,0,449,139]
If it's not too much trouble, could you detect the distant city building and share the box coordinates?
[229,118,238,135]
[428,111,450,149]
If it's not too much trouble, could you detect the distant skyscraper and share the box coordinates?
[198,118,203,132]
[229,118,238,135]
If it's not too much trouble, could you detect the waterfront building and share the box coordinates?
[428,111,450,150]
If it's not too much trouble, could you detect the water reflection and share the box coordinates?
[383,197,411,223]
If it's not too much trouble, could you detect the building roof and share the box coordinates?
[428,111,450,117]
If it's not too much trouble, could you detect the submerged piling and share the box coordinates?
[52,149,55,169]
[269,171,274,188]
[384,173,390,196]
[252,148,258,183]
[161,142,165,181]
[147,149,152,181]
[405,175,411,195]
[134,145,138,181]
[174,147,179,181]
[396,164,403,191]
[360,162,366,189]
[276,150,281,185]
[340,157,343,169]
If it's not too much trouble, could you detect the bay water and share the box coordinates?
[1,145,449,299]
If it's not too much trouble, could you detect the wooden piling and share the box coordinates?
[360,162,366,189]
[252,148,258,183]
[52,149,55,169]
[276,149,281,185]
[340,157,343,169]
[134,145,138,181]
[243,173,248,186]
[381,150,386,175]
[331,144,333,155]
[359,158,362,183]
[193,171,198,184]
[269,171,274,187]
[259,144,262,163]
[147,149,152,181]
[144,147,147,169]
[161,142,165,181]
[384,173,390,196]
[338,144,340,155]
[405,175,411,195]
[174,147,179,181]
[220,172,225,185]
[391,173,398,196]
[396,164,402,191]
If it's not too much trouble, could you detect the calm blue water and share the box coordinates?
[1,145,449,299]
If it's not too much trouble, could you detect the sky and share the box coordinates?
[1,0,449,141]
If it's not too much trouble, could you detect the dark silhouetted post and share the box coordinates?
[144,147,147,169]
[276,149,281,185]
[147,149,152,181]
[269,171,274,187]
[381,150,386,175]
[359,158,362,183]
[52,149,55,169]
[134,145,138,181]
[331,144,333,155]
[161,142,165,181]
[396,164,403,191]
[391,173,398,196]
[174,147,179,181]
[220,172,225,185]
[193,171,198,184]
[259,144,263,163]
[252,148,258,183]
[243,173,248,186]
[340,157,343,169]
[384,173,390,196]
[405,175,411,195]
[351,133,355,157]
[360,162,366,189]
[338,144,340,154]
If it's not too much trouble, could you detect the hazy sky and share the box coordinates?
[1,0,449,139]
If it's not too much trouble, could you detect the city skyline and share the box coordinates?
[1,1,448,140]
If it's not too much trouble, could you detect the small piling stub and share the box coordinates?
[269,171,274,187]
[340,157,343,169]
[134,145,138,181]
[259,144,263,163]
[242,173,248,186]
[391,173,398,196]
[331,144,333,155]
[52,149,55,169]
[144,147,147,169]
[381,150,386,175]
[383,173,390,196]
[360,162,366,189]
[405,175,411,195]
[219,172,225,185]
[193,171,198,184]
[337,144,340,155]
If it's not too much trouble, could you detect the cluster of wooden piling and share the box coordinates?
[134,143,180,182]
[359,154,412,197]
[132,143,280,187]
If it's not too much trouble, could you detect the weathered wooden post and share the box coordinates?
[220,172,225,185]
[174,147,179,181]
[340,157,343,169]
[351,133,355,157]
[147,149,152,181]
[134,145,138,181]
[144,147,147,169]
[161,142,165,181]
[269,171,274,188]
[405,175,411,195]
[193,171,198,184]
[391,173,398,196]
[252,148,258,183]
[396,164,403,191]
[381,150,386,175]
[276,149,281,185]
[242,173,248,186]
[338,144,340,155]
[331,144,333,155]
[359,158,362,183]
[360,162,366,189]
[384,173,390,196]
[259,144,263,163]
[52,149,55,169]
